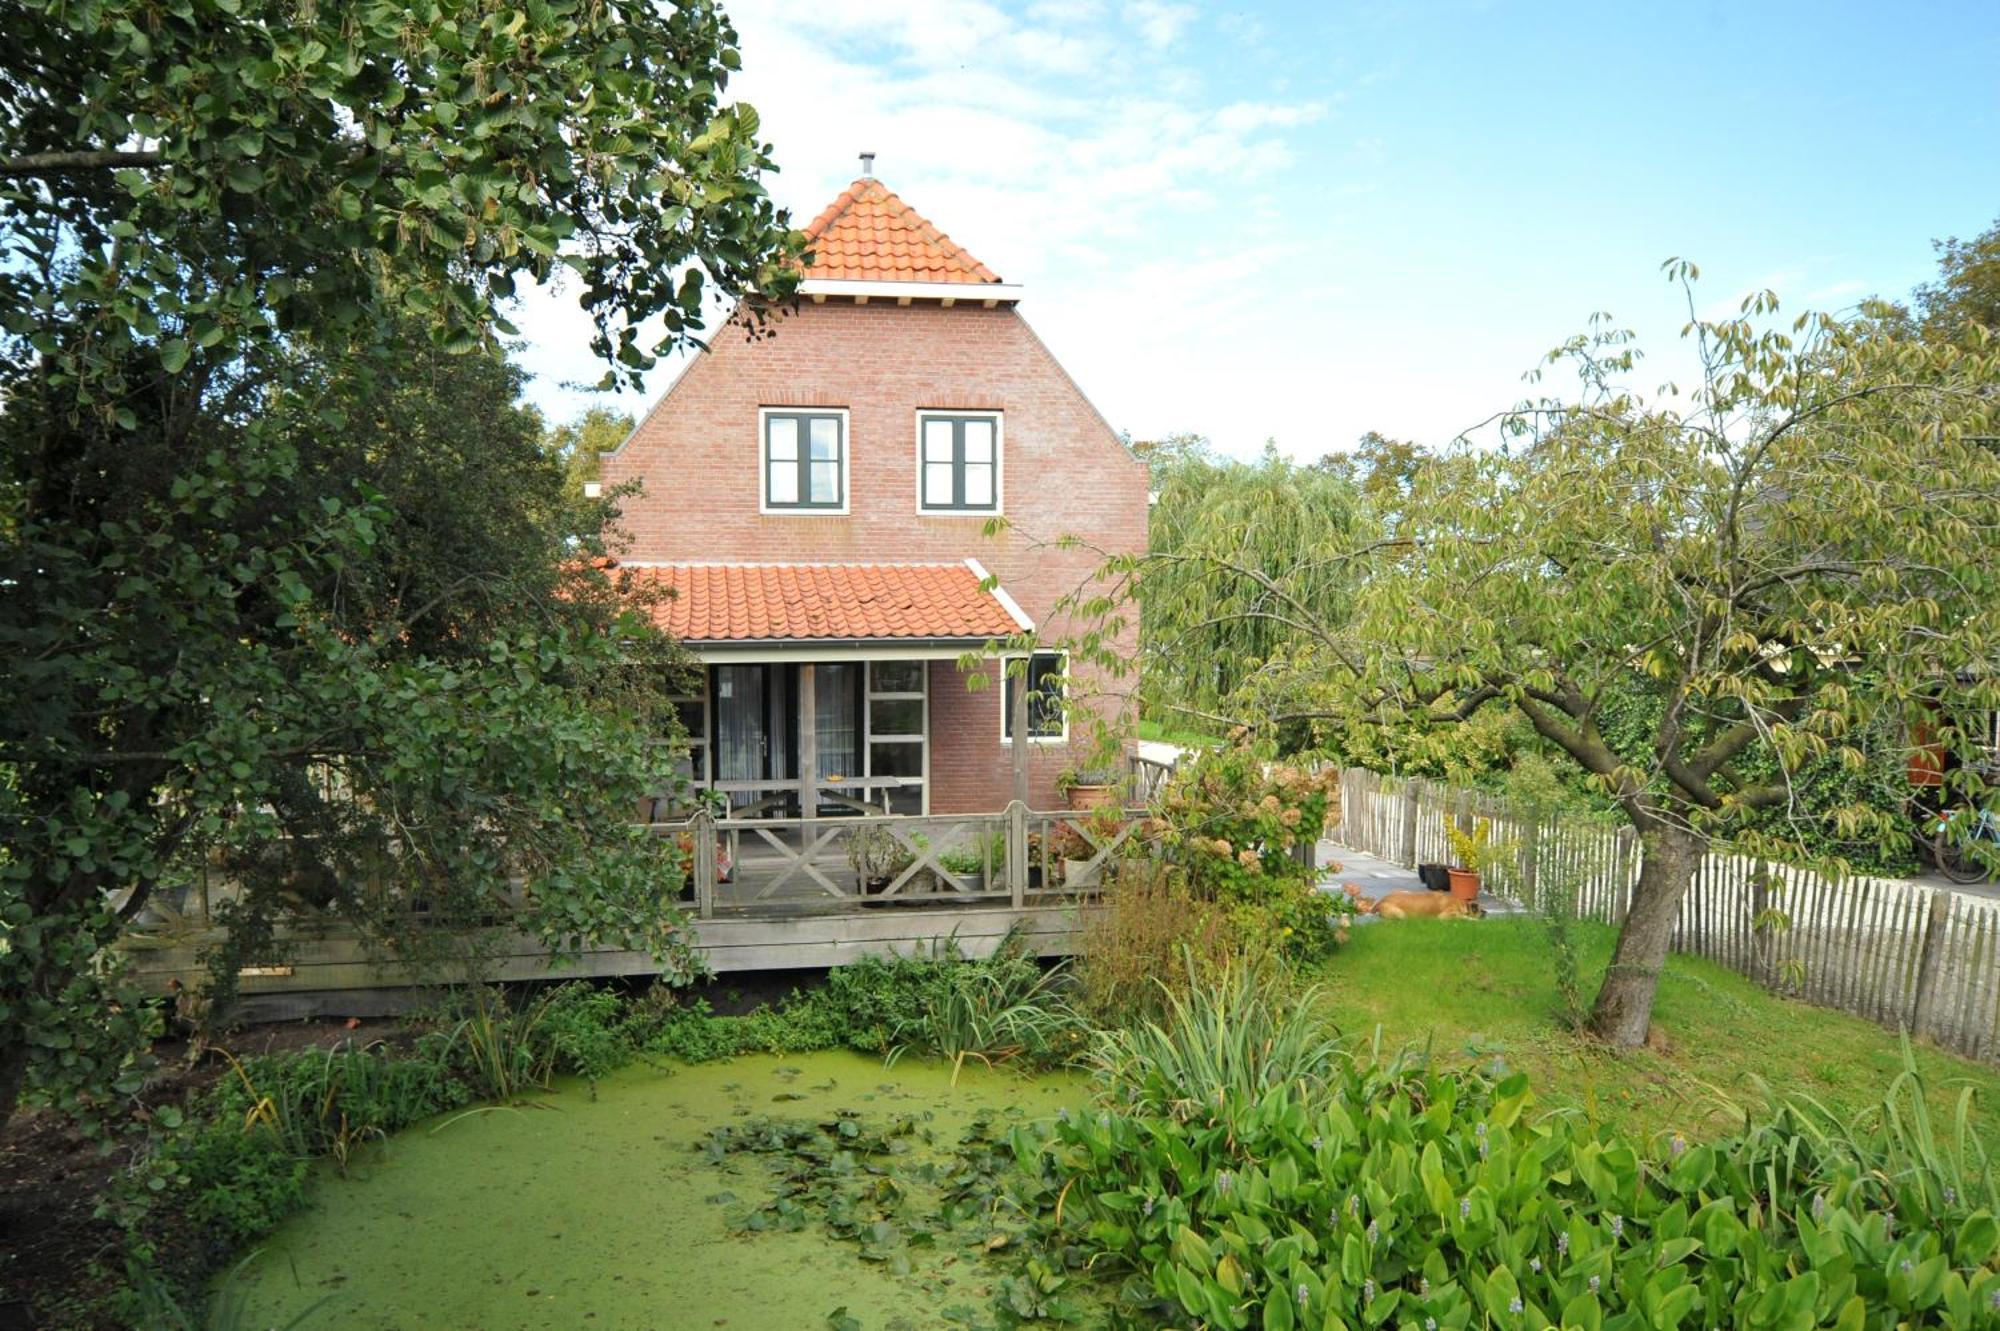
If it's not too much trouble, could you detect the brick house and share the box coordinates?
[600,168,1149,819]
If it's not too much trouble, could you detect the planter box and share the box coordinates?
[1062,857,1102,888]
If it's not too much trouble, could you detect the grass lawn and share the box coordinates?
[1311,916,2000,1145]
[1136,718,1224,747]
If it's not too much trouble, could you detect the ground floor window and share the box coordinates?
[669,691,708,783]
[868,660,927,814]
[1002,651,1067,743]
[684,660,930,816]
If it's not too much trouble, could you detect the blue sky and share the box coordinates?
[514,0,2000,459]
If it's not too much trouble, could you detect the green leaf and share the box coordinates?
[1264,1283,1297,1331]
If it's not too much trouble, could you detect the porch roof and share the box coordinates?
[629,560,1032,648]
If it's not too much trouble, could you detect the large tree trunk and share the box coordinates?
[1588,820,1705,1046]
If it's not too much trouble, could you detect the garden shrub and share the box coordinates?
[202,1038,469,1163]
[1017,975,2000,1331]
[630,993,843,1062]
[536,982,636,1092]
[1154,736,1354,957]
[168,1121,314,1251]
[1076,860,1272,1026]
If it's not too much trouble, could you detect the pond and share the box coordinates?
[226,1051,1084,1330]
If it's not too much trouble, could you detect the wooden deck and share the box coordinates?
[118,804,1131,1020]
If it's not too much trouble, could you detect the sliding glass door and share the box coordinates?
[713,664,793,811]
[701,660,927,815]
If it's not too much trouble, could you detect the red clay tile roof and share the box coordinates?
[634,563,1026,644]
[799,177,1002,284]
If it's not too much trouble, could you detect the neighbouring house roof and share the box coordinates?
[628,561,1031,645]
[799,177,1003,284]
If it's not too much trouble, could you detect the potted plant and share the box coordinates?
[1050,821,1103,888]
[672,831,733,900]
[1024,829,1048,889]
[1444,817,1504,903]
[1056,767,1121,812]
[937,843,987,891]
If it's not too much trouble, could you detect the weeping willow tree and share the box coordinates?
[1138,444,1365,736]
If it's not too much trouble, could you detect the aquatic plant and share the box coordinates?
[637,929,1090,1079]
[1027,1021,2000,1329]
[1086,956,1342,1118]
[894,950,1086,1085]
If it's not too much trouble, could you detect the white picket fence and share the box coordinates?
[1334,768,2000,1063]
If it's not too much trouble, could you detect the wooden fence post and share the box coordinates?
[1749,864,1771,986]
[1400,779,1423,867]
[1518,819,1541,911]
[1006,800,1029,909]
[1613,827,1638,925]
[693,812,717,920]
[1909,889,1953,1040]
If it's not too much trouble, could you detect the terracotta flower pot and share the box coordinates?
[1064,784,1119,812]
[1446,867,1481,902]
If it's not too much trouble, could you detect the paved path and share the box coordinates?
[1314,839,1529,918]
[1906,866,2000,903]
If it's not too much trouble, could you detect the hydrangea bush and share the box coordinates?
[1154,736,1352,955]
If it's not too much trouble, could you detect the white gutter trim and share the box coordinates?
[965,557,1035,633]
[797,277,1024,303]
[694,643,987,664]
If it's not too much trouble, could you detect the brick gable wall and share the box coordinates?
[602,300,1149,812]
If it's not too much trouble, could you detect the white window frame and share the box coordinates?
[865,660,930,816]
[758,407,850,515]
[915,409,1003,516]
[1000,650,1069,745]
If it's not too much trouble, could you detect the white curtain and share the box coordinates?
[715,666,764,784]
[816,663,859,782]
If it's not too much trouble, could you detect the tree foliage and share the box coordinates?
[1091,268,2000,1048]
[0,0,798,1135]
[1913,213,2000,345]
[544,404,639,496]
[1343,273,2000,1042]
[1137,444,1364,737]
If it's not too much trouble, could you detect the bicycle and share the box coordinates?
[1928,807,2000,885]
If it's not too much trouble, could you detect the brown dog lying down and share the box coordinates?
[1346,886,1484,919]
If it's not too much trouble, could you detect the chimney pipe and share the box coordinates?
[859,151,876,178]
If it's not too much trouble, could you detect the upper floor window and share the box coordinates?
[918,412,1001,514]
[762,409,846,513]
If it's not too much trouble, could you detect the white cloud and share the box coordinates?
[1123,0,1197,49]
[514,0,1346,452]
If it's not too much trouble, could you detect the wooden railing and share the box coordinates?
[1333,767,2000,1064]
[1132,755,1177,805]
[651,803,1144,919]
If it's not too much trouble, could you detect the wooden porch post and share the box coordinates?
[1006,799,1029,907]
[798,662,817,819]
[693,811,717,919]
[1010,663,1029,808]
